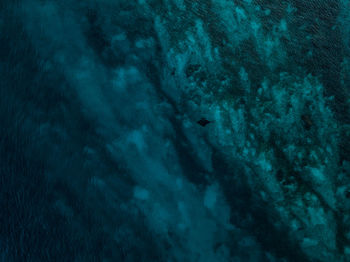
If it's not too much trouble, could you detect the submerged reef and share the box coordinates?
[1,0,349,261]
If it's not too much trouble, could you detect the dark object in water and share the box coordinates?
[346,190,350,199]
[301,114,313,130]
[186,64,201,77]
[197,118,212,127]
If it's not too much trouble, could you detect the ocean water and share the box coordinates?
[1,0,349,261]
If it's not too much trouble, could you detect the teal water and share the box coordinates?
[0,1,349,261]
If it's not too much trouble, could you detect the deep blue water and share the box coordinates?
[1,1,349,261]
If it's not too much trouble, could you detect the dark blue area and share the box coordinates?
[1,0,349,261]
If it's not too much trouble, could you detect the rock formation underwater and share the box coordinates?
[1,0,350,261]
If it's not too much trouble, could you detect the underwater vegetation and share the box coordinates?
[1,0,349,261]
